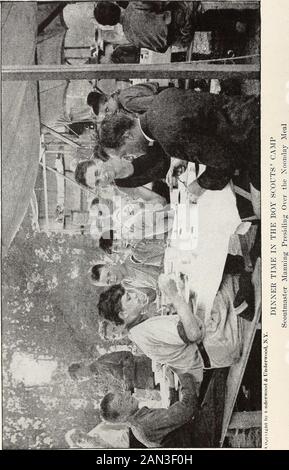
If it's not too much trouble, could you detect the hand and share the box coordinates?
[187,180,206,203]
[164,366,175,388]
[158,274,178,302]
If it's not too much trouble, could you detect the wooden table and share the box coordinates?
[164,162,242,318]
[155,161,244,401]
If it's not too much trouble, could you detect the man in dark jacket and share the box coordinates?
[75,139,170,193]
[100,373,197,447]
[99,88,260,200]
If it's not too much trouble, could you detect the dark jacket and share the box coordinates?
[127,373,198,447]
[115,142,170,188]
[140,88,260,190]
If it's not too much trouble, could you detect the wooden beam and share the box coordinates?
[220,258,261,446]
[2,63,260,81]
[227,411,261,430]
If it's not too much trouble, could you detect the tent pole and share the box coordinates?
[2,63,260,81]
[41,150,50,230]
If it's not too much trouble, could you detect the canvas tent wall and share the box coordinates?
[1,2,40,257]
[37,3,69,127]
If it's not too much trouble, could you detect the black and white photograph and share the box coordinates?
[1,1,262,450]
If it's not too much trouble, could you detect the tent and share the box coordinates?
[2,2,40,256]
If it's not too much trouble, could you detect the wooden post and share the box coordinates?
[2,63,260,81]
[227,411,262,430]
[220,258,261,446]
[41,149,50,230]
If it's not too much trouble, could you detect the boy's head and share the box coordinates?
[91,263,124,286]
[87,91,119,118]
[87,91,107,116]
[100,391,138,423]
[74,159,115,189]
[94,2,121,26]
[98,284,147,326]
[99,112,144,157]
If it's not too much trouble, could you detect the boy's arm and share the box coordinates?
[139,373,198,444]
[158,275,203,343]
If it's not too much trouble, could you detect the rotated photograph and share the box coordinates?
[1,1,261,449]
